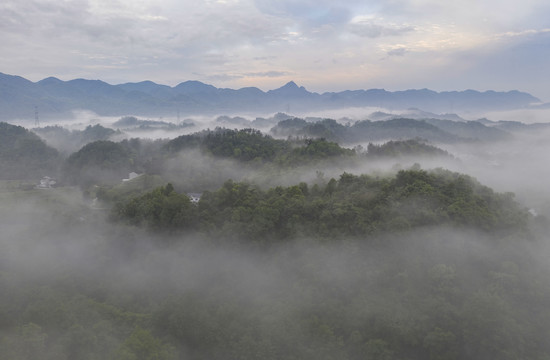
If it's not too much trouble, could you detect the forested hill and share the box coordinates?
[110,168,528,241]
[163,128,355,165]
[270,117,511,144]
[0,122,60,180]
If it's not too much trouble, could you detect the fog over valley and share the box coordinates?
[2,98,550,359]
[3,0,550,357]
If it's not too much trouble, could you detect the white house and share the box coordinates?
[187,193,202,204]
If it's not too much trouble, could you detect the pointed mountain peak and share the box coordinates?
[269,81,312,96]
[282,81,298,88]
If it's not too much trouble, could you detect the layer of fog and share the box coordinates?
[3,138,550,357]
[161,149,363,192]
[2,188,548,320]
[295,106,550,125]
[477,107,550,124]
[6,104,550,359]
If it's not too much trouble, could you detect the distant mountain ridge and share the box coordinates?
[0,72,542,121]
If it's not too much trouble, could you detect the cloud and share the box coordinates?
[254,0,353,23]
[243,71,290,78]
[349,18,415,38]
[387,47,407,56]
[253,0,357,38]
[495,28,550,40]
[192,73,244,83]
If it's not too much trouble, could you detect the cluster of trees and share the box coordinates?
[111,168,528,241]
[199,128,289,162]
[110,183,196,230]
[0,122,60,180]
[366,139,451,158]
[164,128,354,165]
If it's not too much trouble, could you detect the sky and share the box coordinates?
[1,0,550,100]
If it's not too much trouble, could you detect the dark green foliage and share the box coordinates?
[112,169,528,240]
[288,138,355,161]
[201,128,288,162]
[163,128,354,170]
[165,128,290,163]
[63,140,133,187]
[110,184,196,231]
[0,122,60,180]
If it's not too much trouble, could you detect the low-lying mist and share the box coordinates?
[4,106,550,358]
[438,130,550,216]
[2,186,550,359]
[25,106,550,216]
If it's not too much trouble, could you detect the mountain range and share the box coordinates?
[0,72,543,121]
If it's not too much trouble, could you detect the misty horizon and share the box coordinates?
[1,71,545,122]
[3,72,546,98]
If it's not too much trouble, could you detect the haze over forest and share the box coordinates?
[2,0,550,359]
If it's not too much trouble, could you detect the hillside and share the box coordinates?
[0,122,60,180]
[270,117,511,144]
[110,168,528,240]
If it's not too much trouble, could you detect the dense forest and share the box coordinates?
[1,117,550,359]
[110,169,527,240]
